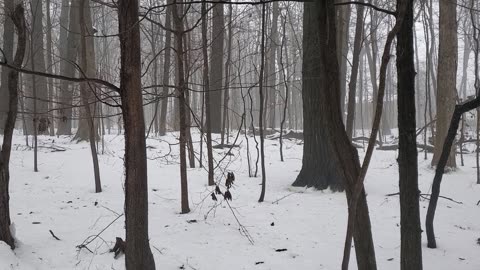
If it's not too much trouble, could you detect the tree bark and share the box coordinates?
[426,95,480,248]
[295,3,377,270]
[45,0,55,136]
[336,2,351,118]
[346,1,365,139]
[57,0,79,135]
[209,0,224,133]
[396,0,423,269]
[172,0,190,213]
[432,0,458,168]
[0,3,26,250]
[202,0,215,186]
[159,0,172,136]
[0,0,15,133]
[118,0,156,269]
[26,0,49,135]
[258,3,267,203]
[78,0,101,193]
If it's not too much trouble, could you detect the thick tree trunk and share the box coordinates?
[0,3,26,250]
[293,0,344,191]
[432,0,458,168]
[118,0,156,269]
[295,3,377,269]
[74,0,99,143]
[396,0,423,269]
[0,0,15,133]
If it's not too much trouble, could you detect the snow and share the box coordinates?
[1,132,479,270]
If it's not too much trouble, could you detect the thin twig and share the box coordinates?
[49,230,61,240]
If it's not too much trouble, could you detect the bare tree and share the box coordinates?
[118,0,156,268]
[432,0,458,168]
[396,0,423,269]
[0,3,26,250]
[0,0,15,133]
[210,0,224,133]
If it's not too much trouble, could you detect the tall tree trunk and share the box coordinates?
[0,3,26,250]
[74,0,99,143]
[57,0,78,135]
[295,3,377,269]
[336,2,351,118]
[221,4,234,145]
[45,0,55,136]
[396,0,423,269]
[0,0,15,133]
[27,0,50,136]
[210,0,224,133]
[159,0,172,136]
[266,1,279,129]
[346,1,365,139]
[432,0,458,168]
[258,3,267,203]
[202,0,215,186]
[118,0,156,269]
[79,0,101,193]
[172,0,190,213]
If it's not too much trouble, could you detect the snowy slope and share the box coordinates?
[0,132,479,270]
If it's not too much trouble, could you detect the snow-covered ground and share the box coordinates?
[1,131,479,270]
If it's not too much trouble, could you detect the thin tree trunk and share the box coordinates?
[346,1,365,139]
[258,3,267,203]
[221,4,233,146]
[172,0,190,213]
[45,0,55,136]
[202,0,215,186]
[159,1,172,136]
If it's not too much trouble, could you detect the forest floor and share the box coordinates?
[0,131,479,270]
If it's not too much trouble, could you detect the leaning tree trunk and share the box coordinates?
[0,3,26,250]
[426,94,480,248]
[396,0,423,269]
[118,0,156,269]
